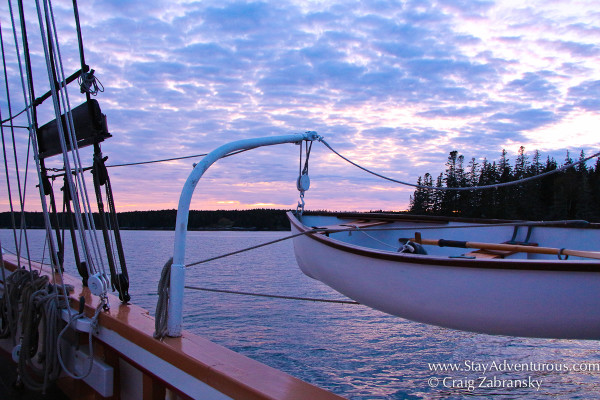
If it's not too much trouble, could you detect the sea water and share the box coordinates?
[2,229,600,399]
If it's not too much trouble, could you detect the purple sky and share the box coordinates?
[1,0,599,212]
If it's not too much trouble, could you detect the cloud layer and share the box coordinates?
[1,0,599,211]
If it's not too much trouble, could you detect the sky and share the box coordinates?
[1,0,599,212]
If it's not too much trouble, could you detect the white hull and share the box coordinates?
[288,212,600,339]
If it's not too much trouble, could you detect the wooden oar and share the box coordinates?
[411,233,600,260]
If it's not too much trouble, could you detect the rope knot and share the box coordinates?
[78,69,104,96]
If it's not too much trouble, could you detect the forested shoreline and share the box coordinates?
[0,209,292,231]
[3,148,598,230]
[409,148,600,222]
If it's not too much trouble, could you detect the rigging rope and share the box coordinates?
[356,229,399,250]
[0,106,27,124]
[153,229,357,339]
[184,285,360,304]
[1,2,117,391]
[0,0,143,390]
[6,1,40,273]
[155,228,326,338]
[319,138,600,192]
[107,152,208,168]
[296,141,312,214]
[35,0,110,295]
[46,148,253,178]
[185,229,320,268]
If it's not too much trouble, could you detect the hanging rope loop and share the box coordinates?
[78,69,103,96]
[57,296,107,380]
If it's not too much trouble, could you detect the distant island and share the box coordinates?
[3,149,598,231]
[0,209,293,231]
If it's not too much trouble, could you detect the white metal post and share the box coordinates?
[167,132,321,336]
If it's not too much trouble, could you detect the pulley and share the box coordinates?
[296,139,314,214]
[297,173,310,192]
[88,272,109,297]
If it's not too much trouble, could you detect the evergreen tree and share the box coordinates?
[462,157,480,217]
[512,146,529,218]
[442,151,461,215]
[524,150,544,219]
[540,156,558,218]
[590,158,600,220]
[409,176,428,214]
[433,173,444,215]
[497,149,514,218]
[408,148,599,222]
[553,152,578,219]
[423,173,434,213]
[575,150,594,220]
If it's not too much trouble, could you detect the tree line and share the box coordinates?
[0,209,292,231]
[408,147,600,221]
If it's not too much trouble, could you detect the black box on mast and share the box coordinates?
[37,99,111,159]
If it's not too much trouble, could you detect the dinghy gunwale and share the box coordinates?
[287,211,600,272]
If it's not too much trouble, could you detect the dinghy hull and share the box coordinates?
[288,212,600,339]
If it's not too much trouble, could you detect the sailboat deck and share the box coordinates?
[1,254,343,400]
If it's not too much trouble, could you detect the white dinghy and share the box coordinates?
[288,211,600,339]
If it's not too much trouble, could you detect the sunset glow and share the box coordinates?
[1,0,598,213]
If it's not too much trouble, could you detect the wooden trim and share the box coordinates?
[143,372,167,400]
[2,254,344,400]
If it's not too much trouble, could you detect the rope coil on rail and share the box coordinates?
[9,269,68,393]
[154,257,172,339]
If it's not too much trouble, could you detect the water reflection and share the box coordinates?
[2,229,600,399]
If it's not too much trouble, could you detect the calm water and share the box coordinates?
[2,229,600,399]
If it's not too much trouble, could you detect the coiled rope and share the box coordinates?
[17,270,66,393]
[0,268,31,341]
[1,264,99,391]
[153,257,172,339]
[77,70,103,96]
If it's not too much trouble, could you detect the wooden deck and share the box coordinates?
[1,254,345,400]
